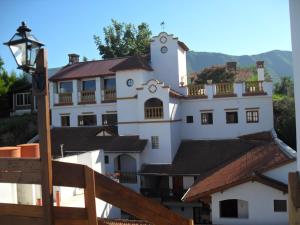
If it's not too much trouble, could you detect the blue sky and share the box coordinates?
[0,0,291,73]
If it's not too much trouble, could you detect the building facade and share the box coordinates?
[48,32,280,223]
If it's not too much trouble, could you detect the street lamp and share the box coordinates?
[4,21,44,73]
[4,22,54,225]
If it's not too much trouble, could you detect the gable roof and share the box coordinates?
[49,55,153,82]
[42,127,147,158]
[49,57,128,81]
[182,141,294,202]
[110,55,153,72]
[140,138,261,176]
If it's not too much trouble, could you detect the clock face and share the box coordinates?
[161,46,168,54]
[126,79,134,87]
[160,36,167,44]
[148,84,157,93]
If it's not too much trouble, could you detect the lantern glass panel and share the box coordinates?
[27,42,40,67]
[9,42,26,67]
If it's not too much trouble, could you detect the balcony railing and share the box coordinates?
[58,93,72,105]
[244,81,265,95]
[102,88,116,102]
[187,84,206,97]
[115,171,137,184]
[144,107,163,119]
[79,90,96,104]
[215,83,235,96]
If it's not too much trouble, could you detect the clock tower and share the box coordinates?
[150,32,189,94]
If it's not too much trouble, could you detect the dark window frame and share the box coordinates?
[16,92,31,106]
[274,200,287,212]
[102,113,118,126]
[78,114,97,126]
[201,112,213,125]
[226,111,238,124]
[186,116,194,123]
[61,115,70,127]
[246,110,259,123]
[104,155,109,164]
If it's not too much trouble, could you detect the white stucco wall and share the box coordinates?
[264,161,297,184]
[180,96,273,140]
[211,182,288,225]
[289,0,300,171]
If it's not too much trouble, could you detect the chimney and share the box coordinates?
[256,61,264,81]
[226,62,237,73]
[68,53,79,65]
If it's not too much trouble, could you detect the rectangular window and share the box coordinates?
[186,116,193,123]
[246,111,259,123]
[193,207,202,224]
[102,114,118,126]
[104,155,109,164]
[61,115,70,127]
[16,93,31,106]
[151,136,159,149]
[82,80,96,91]
[201,112,213,124]
[220,199,238,218]
[104,78,116,89]
[274,200,287,212]
[226,111,238,124]
[78,115,97,126]
[59,81,73,93]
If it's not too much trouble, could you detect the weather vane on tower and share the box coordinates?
[160,21,165,32]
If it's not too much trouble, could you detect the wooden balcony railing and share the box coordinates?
[79,90,96,104]
[244,81,265,95]
[144,107,163,119]
[214,83,235,97]
[58,93,72,105]
[187,84,206,97]
[102,88,116,102]
[0,158,193,225]
[115,171,137,184]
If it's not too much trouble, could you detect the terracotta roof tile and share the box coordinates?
[37,127,147,157]
[110,55,153,72]
[49,57,128,81]
[183,142,293,202]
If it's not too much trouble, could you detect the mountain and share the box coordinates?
[186,50,293,82]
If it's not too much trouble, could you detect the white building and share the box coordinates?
[48,32,291,223]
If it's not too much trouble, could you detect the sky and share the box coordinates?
[0,0,292,73]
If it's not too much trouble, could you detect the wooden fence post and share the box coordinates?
[84,167,98,225]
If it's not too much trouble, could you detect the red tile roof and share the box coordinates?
[49,57,127,81]
[183,142,293,202]
[110,55,153,72]
[49,55,153,81]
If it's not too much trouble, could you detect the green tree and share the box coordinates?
[192,66,235,84]
[274,76,294,97]
[94,19,152,59]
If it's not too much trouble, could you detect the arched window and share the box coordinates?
[144,98,164,119]
[219,199,249,218]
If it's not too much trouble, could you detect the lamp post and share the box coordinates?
[4,22,54,225]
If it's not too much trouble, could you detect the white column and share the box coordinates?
[96,77,101,104]
[205,84,213,99]
[290,0,300,171]
[49,82,54,108]
[234,83,243,98]
[72,80,78,105]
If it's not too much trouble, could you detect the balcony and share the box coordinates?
[187,84,207,98]
[144,107,164,119]
[115,171,138,184]
[140,188,184,201]
[102,88,116,103]
[55,93,73,106]
[214,83,236,97]
[79,90,96,104]
[243,81,266,96]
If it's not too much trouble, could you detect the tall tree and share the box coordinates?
[94,19,152,59]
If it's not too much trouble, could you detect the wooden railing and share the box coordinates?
[102,89,116,102]
[0,158,193,225]
[244,81,265,95]
[115,171,138,184]
[215,83,234,96]
[80,90,96,103]
[58,93,72,105]
[144,107,163,119]
[187,84,206,97]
